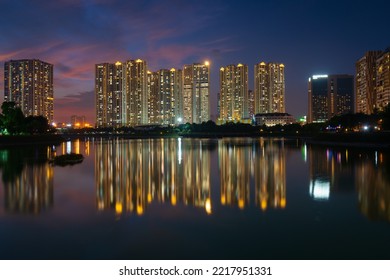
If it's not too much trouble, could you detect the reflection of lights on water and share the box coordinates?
[220,195,226,205]
[137,204,144,215]
[280,198,286,208]
[302,144,307,162]
[171,194,177,206]
[238,198,245,209]
[66,141,71,154]
[205,198,212,214]
[309,179,330,201]
[115,202,123,214]
[261,199,267,210]
[375,151,378,166]
[178,137,182,164]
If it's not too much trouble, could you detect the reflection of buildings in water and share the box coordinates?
[308,147,355,201]
[356,152,390,221]
[254,138,286,210]
[2,147,54,214]
[95,138,211,216]
[60,139,90,156]
[219,139,251,209]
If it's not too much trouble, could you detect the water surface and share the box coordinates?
[0,137,389,259]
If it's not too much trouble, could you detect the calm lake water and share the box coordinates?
[0,137,390,259]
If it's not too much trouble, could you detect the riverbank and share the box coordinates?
[306,132,390,149]
[1,131,389,149]
[0,134,65,147]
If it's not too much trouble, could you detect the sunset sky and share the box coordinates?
[0,0,388,123]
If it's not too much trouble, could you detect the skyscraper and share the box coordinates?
[219,63,248,122]
[376,49,390,111]
[4,59,54,122]
[171,68,183,124]
[96,59,149,127]
[355,51,382,114]
[254,62,285,114]
[183,62,210,124]
[248,89,255,119]
[148,68,182,125]
[95,62,126,127]
[147,70,160,124]
[308,74,354,123]
[125,59,148,126]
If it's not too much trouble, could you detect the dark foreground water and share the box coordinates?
[0,137,390,260]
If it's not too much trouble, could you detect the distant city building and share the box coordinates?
[254,62,285,114]
[4,59,54,122]
[254,113,295,126]
[71,115,86,128]
[355,51,382,114]
[219,63,248,122]
[183,62,210,124]
[376,49,390,111]
[308,74,354,123]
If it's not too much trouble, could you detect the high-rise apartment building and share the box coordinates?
[183,62,210,124]
[95,62,126,127]
[308,74,354,123]
[248,89,255,119]
[4,59,54,122]
[147,68,183,125]
[219,63,248,122]
[158,69,172,125]
[96,59,149,127]
[171,68,183,124]
[308,75,328,123]
[376,49,390,111]
[125,59,148,126]
[254,62,285,114]
[355,51,382,114]
[147,71,160,124]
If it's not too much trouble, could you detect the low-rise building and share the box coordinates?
[255,113,296,126]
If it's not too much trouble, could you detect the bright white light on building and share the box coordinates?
[312,75,328,80]
[309,178,330,201]
[177,117,183,123]
[363,125,369,131]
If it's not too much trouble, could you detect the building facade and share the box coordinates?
[95,62,126,127]
[254,62,285,114]
[355,51,382,114]
[254,113,295,126]
[147,71,160,124]
[308,74,354,123]
[219,64,248,122]
[4,59,54,122]
[376,50,390,111]
[125,59,148,126]
[183,62,210,124]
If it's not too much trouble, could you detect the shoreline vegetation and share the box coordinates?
[1,101,390,148]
